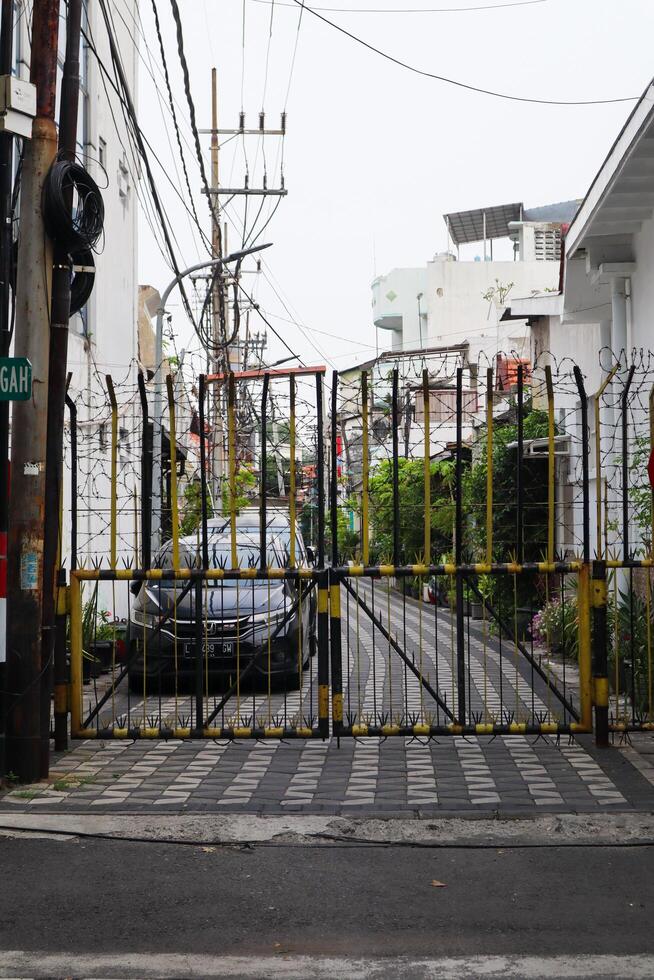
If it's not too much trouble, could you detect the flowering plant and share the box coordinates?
[531,595,578,659]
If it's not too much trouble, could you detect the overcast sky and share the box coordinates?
[133,0,654,374]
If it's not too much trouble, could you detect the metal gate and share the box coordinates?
[60,353,654,744]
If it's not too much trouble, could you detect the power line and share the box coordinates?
[288,0,639,105]
[254,0,552,12]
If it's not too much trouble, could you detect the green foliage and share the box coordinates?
[179,477,214,537]
[608,587,654,713]
[369,458,455,563]
[222,464,256,516]
[628,434,653,555]
[531,594,579,660]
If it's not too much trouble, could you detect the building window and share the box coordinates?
[98,137,106,171]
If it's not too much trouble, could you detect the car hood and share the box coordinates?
[137,582,297,621]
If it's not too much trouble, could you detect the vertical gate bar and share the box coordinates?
[392,368,400,567]
[259,373,269,570]
[105,375,118,570]
[455,366,466,725]
[65,392,77,572]
[577,561,593,731]
[330,371,338,566]
[166,375,180,571]
[361,371,370,566]
[422,368,430,565]
[289,377,297,567]
[330,571,343,737]
[591,559,609,746]
[316,373,325,569]
[137,371,152,570]
[621,365,635,561]
[573,366,590,564]
[198,374,209,571]
[595,364,619,559]
[516,363,524,565]
[228,372,237,569]
[53,567,68,750]
[318,569,329,738]
[650,385,654,549]
[485,367,493,567]
[69,573,82,736]
[545,365,555,565]
[194,574,204,736]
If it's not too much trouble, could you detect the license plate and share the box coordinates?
[185,642,234,658]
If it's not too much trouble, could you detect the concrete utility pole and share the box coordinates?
[5,0,60,782]
[151,245,271,556]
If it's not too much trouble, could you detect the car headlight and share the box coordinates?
[249,609,288,627]
[131,608,161,629]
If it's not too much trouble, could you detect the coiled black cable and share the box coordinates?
[42,158,105,253]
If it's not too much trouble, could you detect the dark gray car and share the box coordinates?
[127,514,316,691]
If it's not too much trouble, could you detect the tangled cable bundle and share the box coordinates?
[42,158,105,253]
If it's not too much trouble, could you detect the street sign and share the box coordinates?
[0,356,31,400]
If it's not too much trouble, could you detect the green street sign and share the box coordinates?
[0,357,32,401]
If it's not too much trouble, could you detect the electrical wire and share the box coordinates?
[288,0,639,105]
[253,0,553,11]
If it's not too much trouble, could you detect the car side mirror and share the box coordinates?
[129,580,142,596]
[306,546,315,564]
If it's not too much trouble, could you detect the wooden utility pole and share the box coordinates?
[5,0,60,782]
[0,0,14,778]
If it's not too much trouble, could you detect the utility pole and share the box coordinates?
[44,0,83,755]
[5,0,60,782]
[0,0,14,778]
[202,77,287,506]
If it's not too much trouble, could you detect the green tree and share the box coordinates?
[179,477,214,537]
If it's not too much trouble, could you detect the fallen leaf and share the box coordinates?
[431,880,447,888]
[201,846,217,853]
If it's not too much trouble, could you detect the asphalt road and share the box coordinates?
[1,835,653,977]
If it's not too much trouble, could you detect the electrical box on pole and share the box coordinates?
[0,76,36,138]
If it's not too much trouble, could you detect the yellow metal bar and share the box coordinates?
[486,366,493,567]
[594,363,620,559]
[649,385,654,554]
[361,371,370,565]
[228,372,237,569]
[289,377,296,567]
[166,375,180,570]
[544,365,555,565]
[422,368,430,565]
[70,573,82,735]
[577,563,593,730]
[105,375,118,570]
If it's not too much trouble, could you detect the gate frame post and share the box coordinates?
[577,562,593,732]
[591,559,610,746]
[317,568,330,739]
[329,568,343,738]
[69,571,82,738]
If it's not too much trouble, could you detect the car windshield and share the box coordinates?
[153,528,301,586]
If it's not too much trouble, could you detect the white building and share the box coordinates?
[504,83,654,560]
[14,2,141,610]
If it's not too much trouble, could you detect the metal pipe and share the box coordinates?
[455,366,466,724]
[259,373,269,570]
[198,374,209,571]
[621,365,636,560]
[316,373,325,569]
[330,371,338,566]
[516,363,524,564]
[573,366,590,565]
[137,372,152,569]
[361,371,370,565]
[422,368,430,565]
[392,368,400,566]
